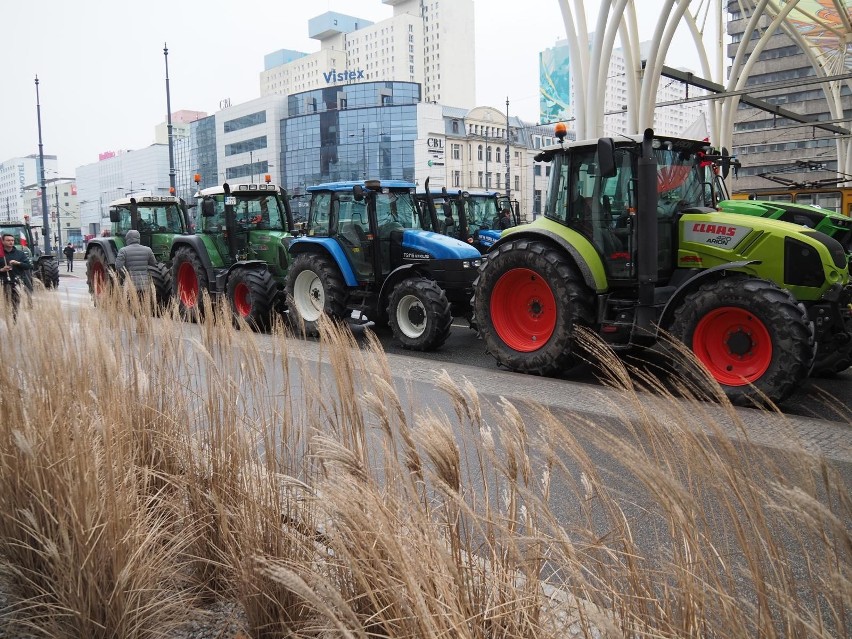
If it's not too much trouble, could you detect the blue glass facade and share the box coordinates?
[282,82,421,194]
[192,116,218,191]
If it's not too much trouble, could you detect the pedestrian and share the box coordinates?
[0,233,33,321]
[115,230,157,317]
[498,207,513,230]
[63,242,75,272]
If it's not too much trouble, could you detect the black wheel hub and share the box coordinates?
[528,299,543,318]
[726,329,753,356]
[408,304,426,326]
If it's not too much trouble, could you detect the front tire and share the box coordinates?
[149,263,172,314]
[473,239,594,375]
[86,245,111,304]
[285,253,346,337]
[172,247,208,322]
[669,277,814,406]
[227,267,277,331]
[387,277,452,351]
[811,313,852,377]
[39,258,60,289]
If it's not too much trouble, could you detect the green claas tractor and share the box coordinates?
[85,195,190,306]
[0,220,59,290]
[473,128,852,405]
[715,197,852,376]
[170,181,295,329]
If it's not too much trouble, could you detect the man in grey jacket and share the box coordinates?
[115,229,157,295]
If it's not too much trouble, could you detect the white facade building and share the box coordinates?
[76,145,171,237]
[0,155,59,223]
[260,0,475,109]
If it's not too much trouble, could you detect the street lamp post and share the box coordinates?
[54,183,62,252]
[506,97,511,200]
[164,44,177,195]
[34,76,52,255]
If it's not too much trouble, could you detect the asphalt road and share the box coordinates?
[55,272,852,424]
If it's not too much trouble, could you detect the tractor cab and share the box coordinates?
[304,180,424,283]
[108,195,190,263]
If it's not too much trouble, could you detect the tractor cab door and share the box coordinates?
[372,189,417,277]
[333,192,374,281]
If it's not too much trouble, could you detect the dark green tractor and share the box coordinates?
[0,221,59,290]
[170,181,295,330]
[85,195,190,307]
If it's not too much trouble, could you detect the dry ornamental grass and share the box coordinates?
[0,282,847,638]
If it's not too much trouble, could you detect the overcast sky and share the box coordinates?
[2,0,709,175]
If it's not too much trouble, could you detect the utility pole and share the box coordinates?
[164,44,177,195]
[505,97,511,200]
[54,183,62,251]
[35,76,52,255]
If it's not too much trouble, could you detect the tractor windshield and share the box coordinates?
[113,203,185,235]
[375,191,418,230]
[655,145,712,215]
[201,193,286,233]
[466,195,500,231]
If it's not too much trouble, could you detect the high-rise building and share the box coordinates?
[0,155,59,222]
[260,0,475,109]
[539,39,709,139]
[726,6,852,194]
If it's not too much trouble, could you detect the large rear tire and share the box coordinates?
[473,239,594,375]
[226,267,277,331]
[387,277,452,351]
[86,246,111,304]
[38,258,60,289]
[669,277,814,406]
[172,247,208,322]
[286,253,347,337]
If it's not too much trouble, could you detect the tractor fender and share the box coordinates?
[377,263,426,309]
[287,237,359,287]
[84,238,119,265]
[489,227,607,292]
[658,260,760,330]
[170,235,218,285]
[218,260,270,292]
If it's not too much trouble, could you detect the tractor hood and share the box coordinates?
[402,229,481,260]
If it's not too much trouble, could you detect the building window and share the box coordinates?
[496,148,501,164]
[515,176,520,191]
[533,165,541,176]
[477,171,483,187]
[486,173,492,188]
[452,171,460,187]
[486,146,492,162]
[534,189,542,217]
[477,145,483,161]
[452,144,461,160]
[452,120,459,133]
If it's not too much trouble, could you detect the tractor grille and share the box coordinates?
[785,237,825,288]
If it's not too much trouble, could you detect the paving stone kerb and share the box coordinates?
[270,338,851,465]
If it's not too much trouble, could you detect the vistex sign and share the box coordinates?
[323,68,365,84]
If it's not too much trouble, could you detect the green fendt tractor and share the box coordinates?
[0,219,60,289]
[170,181,295,329]
[473,128,852,406]
[85,195,190,307]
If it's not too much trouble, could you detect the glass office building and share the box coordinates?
[282,82,421,194]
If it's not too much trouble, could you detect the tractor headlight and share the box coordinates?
[462,259,482,269]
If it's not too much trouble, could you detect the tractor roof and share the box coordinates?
[308,180,414,193]
[196,183,280,197]
[109,195,182,207]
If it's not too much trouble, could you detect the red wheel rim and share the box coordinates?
[92,262,105,296]
[233,282,251,317]
[490,268,556,352]
[692,306,772,386]
[177,263,199,307]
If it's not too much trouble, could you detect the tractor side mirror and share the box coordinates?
[201,197,217,217]
[109,209,121,223]
[720,147,731,179]
[597,138,616,178]
[353,185,365,202]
